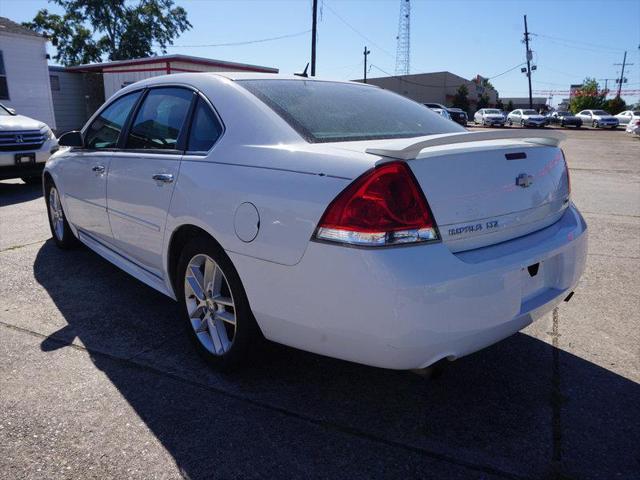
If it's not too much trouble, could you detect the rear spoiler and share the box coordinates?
[365,129,566,161]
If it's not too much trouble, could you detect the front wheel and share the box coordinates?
[45,181,80,249]
[520,119,525,127]
[592,121,598,128]
[507,119,512,126]
[177,236,261,371]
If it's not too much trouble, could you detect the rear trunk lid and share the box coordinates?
[353,131,570,252]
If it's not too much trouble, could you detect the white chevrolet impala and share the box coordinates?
[44,73,587,371]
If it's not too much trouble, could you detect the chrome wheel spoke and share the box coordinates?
[215,310,236,326]
[186,266,206,303]
[212,295,234,307]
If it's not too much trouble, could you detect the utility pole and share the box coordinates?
[614,51,633,98]
[363,46,371,83]
[523,15,533,109]
[311,0,318,76]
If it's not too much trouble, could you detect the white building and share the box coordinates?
[0,17,56,129]
[66,54,279,100]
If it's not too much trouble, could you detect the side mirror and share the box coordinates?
[58,130,84,148]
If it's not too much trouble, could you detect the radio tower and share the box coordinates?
[395,0,411,75]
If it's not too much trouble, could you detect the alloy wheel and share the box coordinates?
[48,187,64,241]
[184,254,237,355]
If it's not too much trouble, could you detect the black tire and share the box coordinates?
[21,176,41,185]
[520,119,525,127]
[176,235,261,371]
[592,121,598,128]
[45,179,80,249]
[507,119,512,126]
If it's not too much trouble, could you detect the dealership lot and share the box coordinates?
[0,128,638,479]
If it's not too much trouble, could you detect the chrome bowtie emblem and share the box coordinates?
[15,134,24,143]
[516,173,533,188]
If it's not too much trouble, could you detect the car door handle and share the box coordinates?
[152,173,174,184]
[92,165,105,174]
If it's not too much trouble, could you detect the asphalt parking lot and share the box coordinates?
[1,127,638,480]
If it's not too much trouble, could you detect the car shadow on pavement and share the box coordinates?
[0,180,42,207]
[33,240,640,480]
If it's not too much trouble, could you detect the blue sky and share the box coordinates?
[1,0,639,106]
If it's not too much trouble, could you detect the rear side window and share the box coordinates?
[126,87,193,150]
[187,98,223,152]
[237,79,463,143]
[85,91,141,149]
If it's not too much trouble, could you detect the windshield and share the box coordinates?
[237,80,464,143]
[633,111,640,116]
[592,110,609,115]
[522,110,538,115]
[484,109,500,114]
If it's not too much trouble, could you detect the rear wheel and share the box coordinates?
[592,120,598,128]
[45,181,79,249]
[177,236,260,371]
[507,119,513,126]
[520,119,525,127]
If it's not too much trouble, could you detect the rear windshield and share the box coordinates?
[237,79,464,143]
[522,110,538,115]
[633,111,640,116]
[484,109,500,114]
[592,110,609,115]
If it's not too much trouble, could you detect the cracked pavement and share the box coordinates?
[1,128,638,479]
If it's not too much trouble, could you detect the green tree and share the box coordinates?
[452,84,470,113]
[477,94,490,110]
[495,98,504,110]
[569,78,606,113]
[506,100,514,112]
[24,0,191,66]
[604,96,627,115]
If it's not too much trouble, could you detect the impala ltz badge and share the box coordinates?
[516,173,533,188]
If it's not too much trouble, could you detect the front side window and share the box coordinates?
[85,91,142,149]
[187,98,223,152]
[238,80,463,143]
[126,87,193,150]
[0,51,9,100]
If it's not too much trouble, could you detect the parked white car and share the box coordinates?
[428,106,452,121]
[45,73,587,371]
[0,103,58,183]
[474,108,506,127]
[576,109,619,129]
[506,109,547,128]
[625,117,640,136]
[615,110,640,126]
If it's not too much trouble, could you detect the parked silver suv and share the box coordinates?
[0,103,58,183]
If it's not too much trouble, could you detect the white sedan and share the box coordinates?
[615,110,640,127]
[45,73,587,371]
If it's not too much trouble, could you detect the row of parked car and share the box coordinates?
[425,103,640,133]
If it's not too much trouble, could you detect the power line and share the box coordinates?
[164,30,310,48]
[324,2,396,59]
[487,62,526,79]
[532,33,624,53]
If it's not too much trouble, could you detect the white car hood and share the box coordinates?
[0,114,46,131]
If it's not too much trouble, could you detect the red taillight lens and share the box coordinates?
[315,161,439,246]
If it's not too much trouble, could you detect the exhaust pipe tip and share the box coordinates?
[564,291,575,302]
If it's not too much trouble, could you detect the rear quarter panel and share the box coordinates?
[166,150,351,267]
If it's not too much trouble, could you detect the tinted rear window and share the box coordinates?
[237,80,464,143]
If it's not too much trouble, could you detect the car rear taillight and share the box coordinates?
[314,161,439,246]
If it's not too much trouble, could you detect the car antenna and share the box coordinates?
[294,63,309,78]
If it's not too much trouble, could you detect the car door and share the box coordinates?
[61,91,142,244]
[106,86,195,278]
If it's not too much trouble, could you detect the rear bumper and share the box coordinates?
[231,205,587,370]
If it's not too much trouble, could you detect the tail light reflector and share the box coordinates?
[314,161,439,246]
